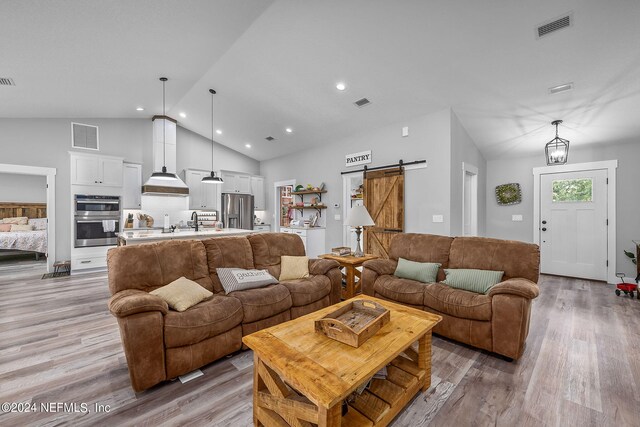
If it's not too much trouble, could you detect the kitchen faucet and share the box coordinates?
[191,211,199,231]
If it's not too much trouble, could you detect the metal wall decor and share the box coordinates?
[495,183,522,205]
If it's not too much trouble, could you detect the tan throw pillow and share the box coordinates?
[279,256,310,281]
[10,224,33,232]
[150,277,213,312]
[3,217,28,225]
[0,224,11,232]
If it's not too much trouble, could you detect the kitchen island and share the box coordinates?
[117,228,255,246]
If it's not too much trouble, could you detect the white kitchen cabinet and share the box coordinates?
[281,227,326,258]
[71,152,123,187]
[184,169,221,211]
[122,163,142,209]
[251,176,265,210]
[221,171,251,194]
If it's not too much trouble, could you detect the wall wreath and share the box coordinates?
[495,183,522,205]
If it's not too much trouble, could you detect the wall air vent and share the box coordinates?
[265,136,275,141]
[354,98,371,108]
[71,122,99,150]
[548,82,574,95]
[536,13,572,38]
[0,77,16,86]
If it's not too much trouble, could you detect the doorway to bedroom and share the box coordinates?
[0,164,56,274]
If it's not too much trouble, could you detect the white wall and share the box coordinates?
[0,173,47,203]
[260,108,453,252]
[449,110,487,236]
[486,139,640,277]
[0,118,259,262]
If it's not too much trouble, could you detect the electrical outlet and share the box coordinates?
[402,126,409,137]
[334,214,341,221]
[512,214,523,222]
[432,215,444,223]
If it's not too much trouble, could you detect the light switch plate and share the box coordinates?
[432,215,444,223]
[512,214,523,222]
[402,126,409,137]
[334,214,341,221]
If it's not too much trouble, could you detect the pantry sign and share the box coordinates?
[345,150,372,167]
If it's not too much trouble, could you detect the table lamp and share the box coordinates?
[345,205,375,257]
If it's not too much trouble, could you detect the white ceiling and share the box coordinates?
[2,0,640,161]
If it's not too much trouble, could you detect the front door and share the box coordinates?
[540,169,608,280]
[364,167,404,258]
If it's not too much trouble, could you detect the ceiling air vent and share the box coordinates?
[265,136,275,141]
[0,77,16,86]
[354,98,371,108]
[536,13,572,38]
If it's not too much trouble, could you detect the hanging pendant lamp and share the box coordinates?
[151,77,178,180]
[545,120,570,165]
[202,88,223,184]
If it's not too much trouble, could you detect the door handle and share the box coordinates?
[542,220,547,224]
[542,227,547,231]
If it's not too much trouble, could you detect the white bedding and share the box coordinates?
[0,230,47,254]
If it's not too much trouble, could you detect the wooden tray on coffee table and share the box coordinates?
[315,299,390,348]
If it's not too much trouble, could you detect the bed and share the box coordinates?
[0,203,48,256]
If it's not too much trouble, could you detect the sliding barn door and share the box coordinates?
[364,167,404,258]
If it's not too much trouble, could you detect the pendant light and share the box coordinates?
[202,88,224,184]
[545,120,570,165]
[150,77,178,180]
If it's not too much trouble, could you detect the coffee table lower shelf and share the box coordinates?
[253,337,430,427]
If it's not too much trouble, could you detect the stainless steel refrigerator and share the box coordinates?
[221,193,254,230]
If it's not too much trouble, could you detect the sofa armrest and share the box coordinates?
[488,278,539,300]
[309,258,340,276]
[109,289,169,318]
[362,259,397,276]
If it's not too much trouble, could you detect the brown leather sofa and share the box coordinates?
[107,232,340,392]
[362,233,540,360]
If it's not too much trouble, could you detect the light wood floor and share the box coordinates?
[1,268,639,426]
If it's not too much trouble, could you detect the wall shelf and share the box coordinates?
[291,205,327,217]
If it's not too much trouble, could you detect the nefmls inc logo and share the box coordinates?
[345,150,372,167]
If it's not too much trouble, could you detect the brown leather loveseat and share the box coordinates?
[107,233,340,392]
[362,233,540,360]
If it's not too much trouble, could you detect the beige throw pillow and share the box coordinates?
[150,277,213,312]
[279,256,310,281]
[10,224,33,232]
[3,217,28,225]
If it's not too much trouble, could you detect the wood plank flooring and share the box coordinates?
[1,268,639,426]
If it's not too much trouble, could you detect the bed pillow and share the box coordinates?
[3,216,28,225]
[28,218,47,231]
[394,258,441,283]
[442,269,504,294]
[150,277,213,312]
[10,224,33,232]
[0,224,11,232]
[217,268,279,294]
[279,256,310,281]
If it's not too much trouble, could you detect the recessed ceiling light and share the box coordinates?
[548,82,574,94]
[216,129,222,135]
[285,128,293,133]
[136,107,144,111]
[179,112,186,118]
[245,144,251,148]
[336,82,346,91]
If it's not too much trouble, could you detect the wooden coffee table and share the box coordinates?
[243,295,441,426]
[319,253,378,299]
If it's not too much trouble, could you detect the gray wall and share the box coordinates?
[449,110,487,236]
[486,139,640,277]
[0,118,259,261]
[0,173,47,203]
[260,108,453,252]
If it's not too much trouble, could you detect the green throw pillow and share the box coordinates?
[442,269,504,294]
[394,258,441,283]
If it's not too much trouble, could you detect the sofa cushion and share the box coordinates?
[278,275,332,307]
[217,268,278,294]
[442,268,504,294]
[374,275,426,307]
[230,284,292,323]
[248,233,306,278]
[448,236,539,283]
[280,256,310,281]
[202,236,256,294]
[150,276,213,312]
[423,283,492,321]
[394,258,440,283]
[389,233,453,281]
[164,295,243,348]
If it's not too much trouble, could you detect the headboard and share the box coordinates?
[0,203,47,219]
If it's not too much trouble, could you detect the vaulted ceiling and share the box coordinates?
[2,0,639,161]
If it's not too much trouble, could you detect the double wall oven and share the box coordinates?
[74,195,121,248]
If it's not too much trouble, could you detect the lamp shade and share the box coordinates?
[345,205,375,227]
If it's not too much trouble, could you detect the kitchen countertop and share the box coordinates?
[118,228,254,244]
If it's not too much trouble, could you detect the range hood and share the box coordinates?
[142,115,189,196]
